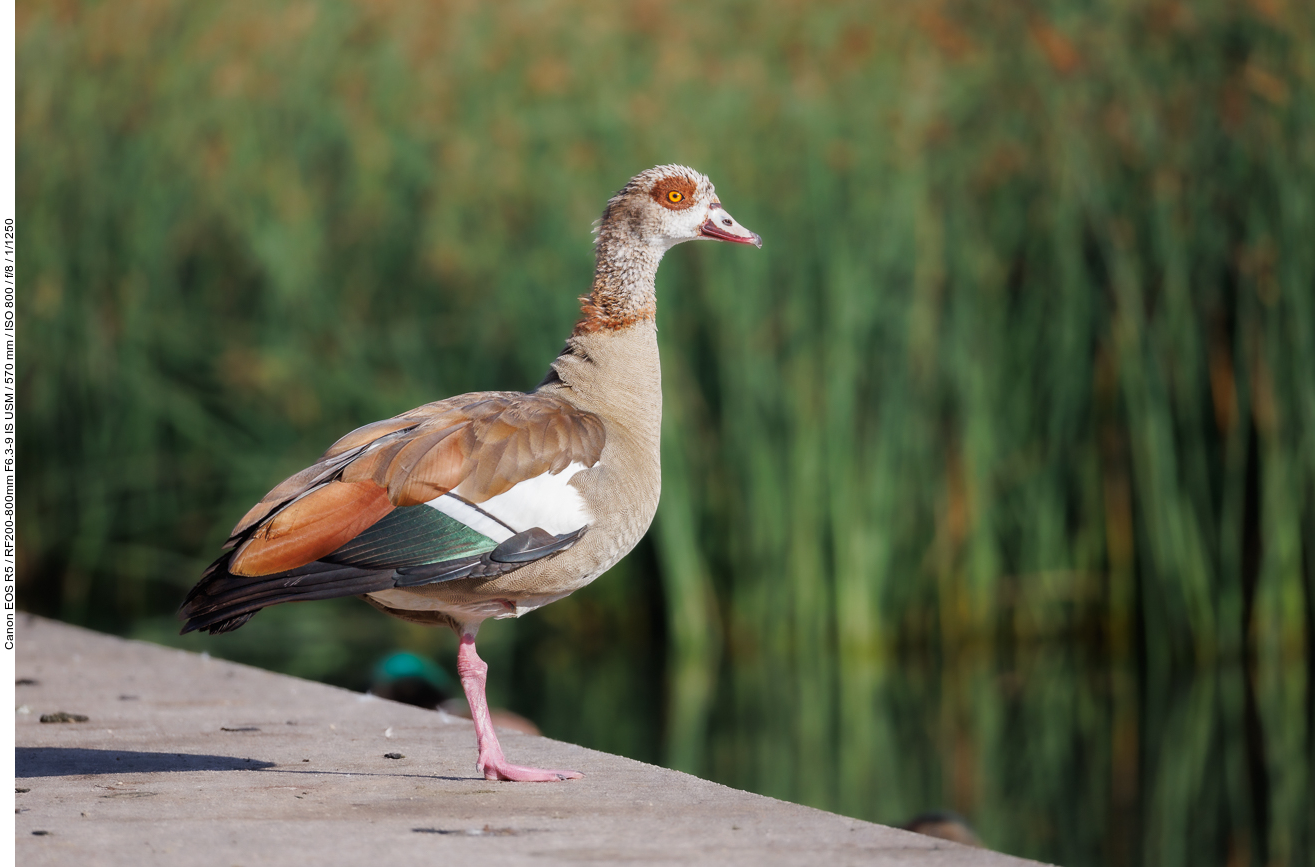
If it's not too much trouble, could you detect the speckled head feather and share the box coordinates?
[576,165,759,334]
[596,165,717,244]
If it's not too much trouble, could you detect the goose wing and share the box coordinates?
[179,391,605,634]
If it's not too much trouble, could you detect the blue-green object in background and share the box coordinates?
[370,651,457,710]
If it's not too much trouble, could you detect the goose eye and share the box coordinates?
[667,190,684,203]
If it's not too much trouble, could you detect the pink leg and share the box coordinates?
[455,629,583,782]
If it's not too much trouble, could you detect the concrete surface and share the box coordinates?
[14,614,1048,866]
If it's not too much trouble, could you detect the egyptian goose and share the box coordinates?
[180,165,760,782]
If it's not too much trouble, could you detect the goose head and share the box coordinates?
[598,164,762,253]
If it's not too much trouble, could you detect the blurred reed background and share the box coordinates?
[16,1,1314,864]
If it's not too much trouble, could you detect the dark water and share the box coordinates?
[520,621,1313,867]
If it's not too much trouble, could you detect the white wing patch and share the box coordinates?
[426,496,515,543]
[424,461,592,540]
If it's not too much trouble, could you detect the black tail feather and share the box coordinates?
[179,523,588,635]
[179,553,398,635]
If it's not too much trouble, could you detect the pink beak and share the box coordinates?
[699,203,763,248]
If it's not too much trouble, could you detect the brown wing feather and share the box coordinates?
[229,481,394,576]
[386,425,467,507]
[218,391,606,579]
[323,417,426,459]
[229,418,424,538]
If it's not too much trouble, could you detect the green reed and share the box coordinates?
[18,1,1314,864]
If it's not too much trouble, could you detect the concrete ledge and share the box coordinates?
[15,614,1045,866]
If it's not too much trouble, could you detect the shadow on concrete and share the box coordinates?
[258,766,472,782]
[17,747,277,778]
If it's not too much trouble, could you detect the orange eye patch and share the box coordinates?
[652,175,697,210]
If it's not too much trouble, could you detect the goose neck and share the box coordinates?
[573,232,663,335]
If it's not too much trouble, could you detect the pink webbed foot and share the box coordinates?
[457,629,582,783]
[479,759,583,782]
